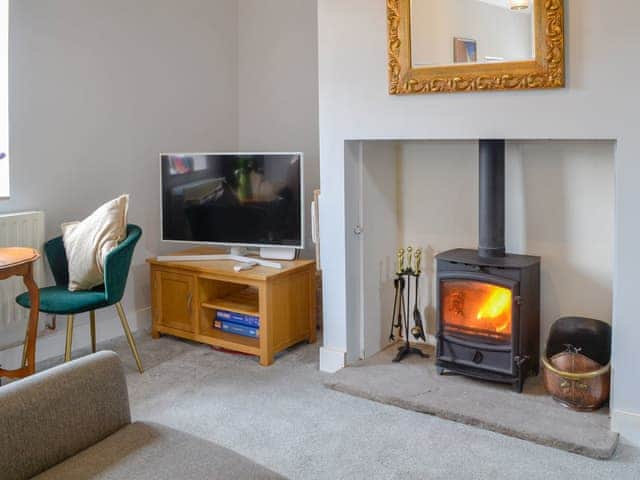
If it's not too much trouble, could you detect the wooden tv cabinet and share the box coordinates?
[147,247,317,366]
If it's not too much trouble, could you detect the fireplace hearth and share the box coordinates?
[436,140,541,392]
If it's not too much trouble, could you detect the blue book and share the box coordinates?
[213,319,259,339]
[216,310,260,328]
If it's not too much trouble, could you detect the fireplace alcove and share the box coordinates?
[343,139,614,391]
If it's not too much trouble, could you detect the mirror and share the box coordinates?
[387,0,564,94]
[411,0,534,67]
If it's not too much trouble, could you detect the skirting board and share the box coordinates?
[0,306,151,371]
[319,345,346,373]
[612,409,640,447]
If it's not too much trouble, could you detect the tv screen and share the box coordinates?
[161,153,303,248]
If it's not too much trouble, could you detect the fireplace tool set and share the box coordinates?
[389,247,429,363]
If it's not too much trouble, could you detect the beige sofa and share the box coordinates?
[0,351,285,480]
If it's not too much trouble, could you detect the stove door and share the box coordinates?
[438,272,519,347]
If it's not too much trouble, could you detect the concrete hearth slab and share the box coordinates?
[325,344,618,460]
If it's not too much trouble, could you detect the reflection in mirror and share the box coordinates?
[411,0,534,67]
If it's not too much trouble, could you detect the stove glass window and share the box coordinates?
[440,280,512,344]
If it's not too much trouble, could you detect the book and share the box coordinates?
[216,310,260,328]
[213,319,259,339]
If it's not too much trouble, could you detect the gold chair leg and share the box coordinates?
[90,311,97,353]
[64,315,74,362]
[21,327,29,368]
[115,303,144,373]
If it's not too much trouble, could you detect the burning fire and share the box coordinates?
[442,280,513,340]
[476,286,512,333]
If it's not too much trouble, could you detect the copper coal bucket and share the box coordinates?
[542,317,611,411]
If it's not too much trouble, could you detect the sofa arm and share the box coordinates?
[0,351,131,480]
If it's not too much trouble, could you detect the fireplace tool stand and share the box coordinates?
[391,247,429,363]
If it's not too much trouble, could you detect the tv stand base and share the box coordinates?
[156,254,283,269]
[259,246,296,261]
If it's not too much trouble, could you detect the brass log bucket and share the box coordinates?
[542,317,611,412]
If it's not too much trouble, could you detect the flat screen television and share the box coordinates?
[161,153,303,250]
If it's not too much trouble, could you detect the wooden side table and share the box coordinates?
[0,248,40,379]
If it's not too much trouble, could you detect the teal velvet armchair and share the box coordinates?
[16,224,144,373]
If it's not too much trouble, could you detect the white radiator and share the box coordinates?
[0,211,45,329]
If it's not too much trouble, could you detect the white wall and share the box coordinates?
[0,0,321,364]
[237,0,319,257]
[0,0,239,355]
[411,0,532,65]
[361,142,399,357]
[318,0,640,444]
[0,0,7,198]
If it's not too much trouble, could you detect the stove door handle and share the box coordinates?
[472,351,484,364]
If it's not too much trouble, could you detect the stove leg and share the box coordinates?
[436,366,445,375]
[513,379,524,393]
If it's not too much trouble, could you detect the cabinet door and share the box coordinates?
[157,271,196,333]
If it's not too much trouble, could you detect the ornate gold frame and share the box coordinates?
[387,0,565,95]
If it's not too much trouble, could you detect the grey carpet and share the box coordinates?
[324,344,618,460]
[35,333,640,480]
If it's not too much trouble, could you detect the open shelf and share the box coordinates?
[199,323,260,355]
[199,283,260,353]
[201,286,259,318]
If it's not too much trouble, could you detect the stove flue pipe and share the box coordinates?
[478,139,506,258]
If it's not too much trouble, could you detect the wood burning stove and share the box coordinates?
[435,140,541,392]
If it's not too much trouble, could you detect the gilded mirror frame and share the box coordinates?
[387,0,565,94]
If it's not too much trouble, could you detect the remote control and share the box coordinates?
[233,262,257,272]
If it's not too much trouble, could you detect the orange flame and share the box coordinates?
[441,280,514,341]
[476,287,512,334]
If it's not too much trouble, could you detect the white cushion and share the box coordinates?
[62,195,129,291]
